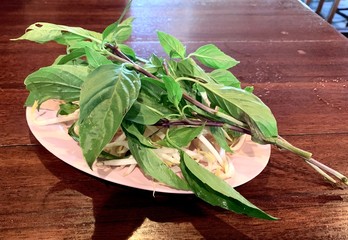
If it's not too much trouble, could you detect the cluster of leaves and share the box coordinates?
[20,0,338,219]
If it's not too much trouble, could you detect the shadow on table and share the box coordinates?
[35,144,254,240]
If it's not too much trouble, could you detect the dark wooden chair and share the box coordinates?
[305,0,341,23]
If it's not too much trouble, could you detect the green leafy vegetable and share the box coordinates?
[124,100,164,125]
[203,83,278,143]
[177,58,214,83]
[180,151,276,220]
[112,17,135,43]
[122,121,155,148]
[127,135,190,191]
[157,31,186,59]
[158,126,204,148]
[78,64,140,167]
[103,0,133,43]
[24,65,88,105]
[58,102,79,116]
[118,44,136,60]
[162,76,183,108]
[210,127,233,153]
[56,48,86,65]
[190,44,239,69]
[16,2,348,220]
[85,47,113,69]
[209,69,241,88]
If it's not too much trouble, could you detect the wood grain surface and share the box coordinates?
[1,0,348,239]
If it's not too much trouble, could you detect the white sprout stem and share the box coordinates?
[156,152,180,165]
[31,108,79,126]
[105,133,127,148]
[305,160,337,184]
[170,165,181,173]
[219,148,236,179]
[183,149,200,158]
[225,162,235,178]
[153,147,181,165]
[219,148,228,172]
[230,134,247,152]
[98,157,137,166]
[124,164,137,176]
[306,158,348,185]
[198,134,224,166]
[222,128,233,142]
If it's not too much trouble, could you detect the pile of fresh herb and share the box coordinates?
[12,2,347,220]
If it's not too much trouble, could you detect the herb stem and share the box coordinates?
[276,136,348,186]
[104,46,128,63]
[155,119,250,134]
[105,43,158,79]
[275,136,312,159]
[183,94,217,115]
[306,158,348,185]
[163,60,170,76]
[305,160,337,185]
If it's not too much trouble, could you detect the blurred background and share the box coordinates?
[304,0,348,36]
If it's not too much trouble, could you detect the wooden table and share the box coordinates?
[1,0,348,239]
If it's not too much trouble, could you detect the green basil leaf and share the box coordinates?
[180,151,277,220]
[114,17,134,43]
[209,127,233,153]
[143,55,164,74]
[209,69,241,88]
[244,86,254,93]
[12,22,102,44]
[67,41,94,51]
[78,64,141,167]
[56,48,86,65]
[55,32,88,45]
[203,83,278,143]
[68,122,80,142]
[85,47,113,69]
[125,77,169,125]
[177,58,214,83]
[191,44,239,70]
[127,135,190,191]
[167,59,178,79]
[24,92,36,107]
[143,63,158,74]
[130,77,175,117]
[141,77,165,89]
[118,44,136,60]
[157,31,186,59]
[57,102,79,115]
[162,76,183,107]
[103,0,132,41]
[98,151,121,160]
[149,54,163,67]
[125,101,164,125]
[24,65,88,105]
[158,126,203,148]
[68,122,120,160]
[121,121,155,148]
[102,22,119,41]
